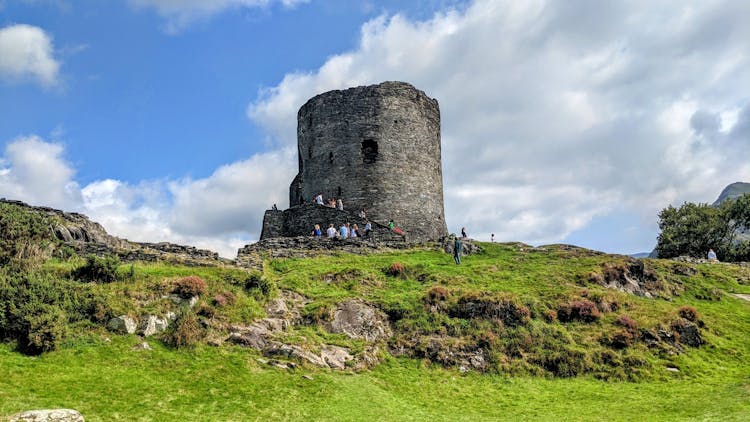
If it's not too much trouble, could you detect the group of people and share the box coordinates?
[312,221,372,239]
[315,194,345,211]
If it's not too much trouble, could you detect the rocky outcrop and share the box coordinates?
[590,259,670,298]
[107,315,137,334]
[10,409,84,422]
[226,291,380,370]
[440,235,481,256]
[0,199,224,266]
[325,299,392,342]
[138,315,170,337]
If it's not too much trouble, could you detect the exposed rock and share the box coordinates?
[440,235,481,256]
[107,315,137,334]
[138,315,169,337]
[1,199,225,266]
[320,345,354,370]
[592,259,665,298]
[10,409,84,422]
[264,342,327,367]
[671,318,704,347]
[131,341,152,351]
[168,294,199,308]
[227,327,269,349]
[325,299,392,342]
[265,298,289,318]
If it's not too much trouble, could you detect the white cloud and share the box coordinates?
[0,136,293,258]
[130,0,309,32]
[248,0,750,248]
[0,24,60,86]
[0,136,80,207]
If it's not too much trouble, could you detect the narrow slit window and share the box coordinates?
[362,139,378,164]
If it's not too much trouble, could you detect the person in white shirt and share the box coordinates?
[326,224,337,238]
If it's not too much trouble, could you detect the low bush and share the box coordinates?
[73,254,121,283]
[165,309,203,349]
[213,291,236,307]
[244,272,272,299]
[543,309,558,323]
[0,270,109,355]
[608,329,636,349]
[425,286,451,305]
[615,314,638,332]
[22,304,68,355]
[678,305,700,322]
[557,299,601,323]
[173,276,208,298]
[385,262,406,278]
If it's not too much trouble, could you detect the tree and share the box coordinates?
[655,193,750,261]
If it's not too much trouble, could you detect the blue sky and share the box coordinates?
[1,0,749,257]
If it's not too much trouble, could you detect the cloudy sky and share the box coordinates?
[1,0,748,257]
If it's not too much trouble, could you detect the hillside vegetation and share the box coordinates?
[2,200,750,419]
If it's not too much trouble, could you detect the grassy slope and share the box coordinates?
[2,243,750,420]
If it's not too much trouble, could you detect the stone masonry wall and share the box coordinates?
[284,81,448,242]
[261,202,405,242]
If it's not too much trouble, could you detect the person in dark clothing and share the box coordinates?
[461,227,467,238]
[454,237,463,265]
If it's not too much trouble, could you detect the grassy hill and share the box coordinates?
[1,240,750,420]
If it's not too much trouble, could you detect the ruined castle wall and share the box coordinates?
[262,203,404,242]
[288,81,448,242]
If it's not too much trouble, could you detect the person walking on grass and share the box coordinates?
[454,236,463,265]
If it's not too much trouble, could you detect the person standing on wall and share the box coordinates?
[461,227,467,238]
[454,236,463,265]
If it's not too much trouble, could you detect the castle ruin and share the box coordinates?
[260,81,448,243]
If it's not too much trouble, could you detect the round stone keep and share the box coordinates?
[289,81,448,242]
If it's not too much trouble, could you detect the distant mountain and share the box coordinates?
[713,182,750,205]
[630,252,651,258]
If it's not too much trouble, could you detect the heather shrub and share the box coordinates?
[543,309,558,323]
[173,276,207,298]
[425,286,451,304]
[213,291,236,307]
[73,254,120,283]
[165,309,203,349]
[608,329,636,349]
[678,305,699,322]
[385,262,406,278]
[615,314,638,332]
[557,299,601,323]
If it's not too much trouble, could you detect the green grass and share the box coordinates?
[1,339,748,421]
[2,243,750,420]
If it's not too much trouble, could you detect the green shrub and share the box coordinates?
[173,276,208,298]
[22,304,68,355]
[0,202,57,267]
[0,270,109,355]
[165,309,203,349]
[244,272,272,299]
[73,254,121,283]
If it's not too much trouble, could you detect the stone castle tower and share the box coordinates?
[261,81,448,242]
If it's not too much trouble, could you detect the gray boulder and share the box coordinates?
[10,409,84,422]
[325,299,392,342]
[107,315,137,334]
[320,345,354,369]
[138,315,169,337]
